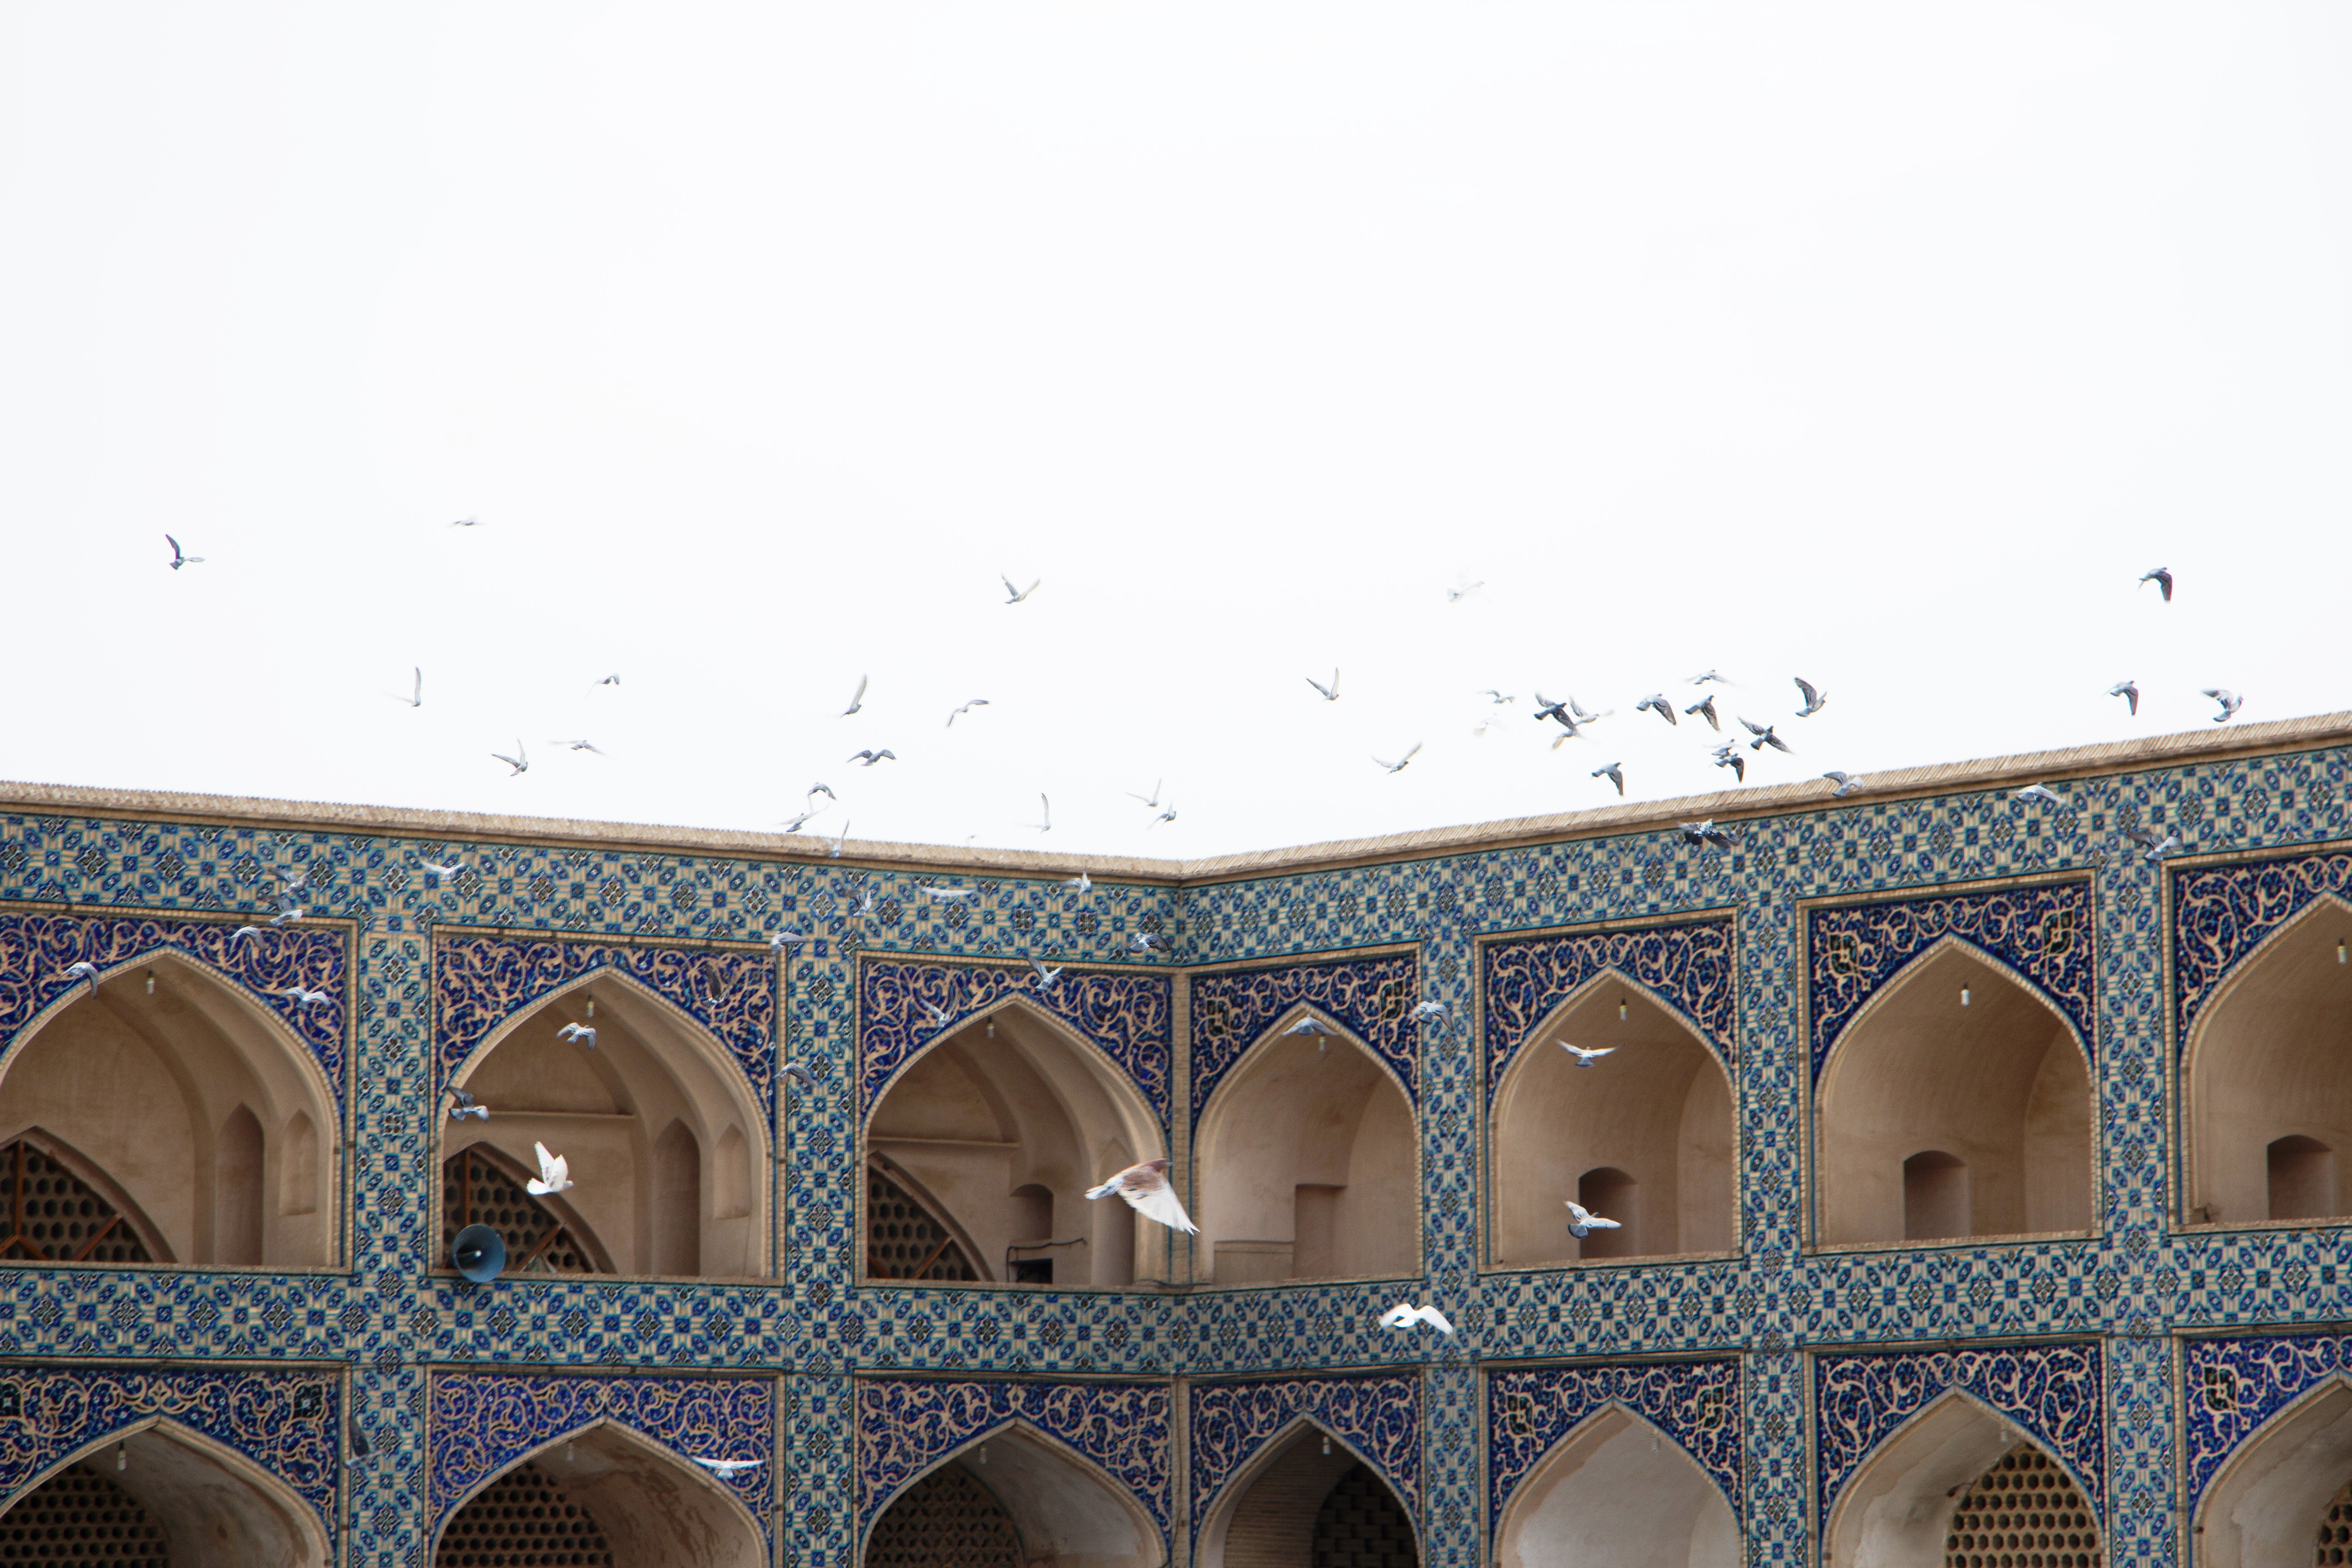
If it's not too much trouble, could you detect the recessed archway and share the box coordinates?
[1493,1405,1735,1568]
[2193,1374,2352,1568]
[431,1419,766,1568]
[1824,1390,2100,1567]
[1193,1007,1417,1286]
[862,1421,1164,1568]
[0,952,340,1266]
[865,1000,1166,1288]
[0,1418,331,1568]
[1816,940,2092,1246]
[2185,898,2352,1226]
[1490,974,1735,1267]
[1192,1419,1415,1568]
[445,970,768,1280]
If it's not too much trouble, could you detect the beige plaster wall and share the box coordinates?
[1494,1408,1737,1568]
[489,1424,765,1568]
[1826,1399,2073,1568]
[936,1428,1164,1568]
[1201,1427,1363,1568]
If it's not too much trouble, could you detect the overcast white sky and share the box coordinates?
[2,6,2347,859]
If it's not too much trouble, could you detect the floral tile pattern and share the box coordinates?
[1188,1371,1421,1533]
[1480,917,1737,1101]
[1486,1358,1741,1529]
[1189,953,1422,1121]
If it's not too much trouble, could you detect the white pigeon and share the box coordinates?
[946,699,990,727]
[232,925,264,942]
[923,884,976,902]
[1566,1200,1622,1239]
[558,1022,597,1049]
[828,820,852,859]
[279,986,332,1007]
[396,667,421,708]
[417,861,463,877]
[2202,687,2244,723]
[2014,784,2067,806]
[1001,573,1042,604]
[1285,1016,1333,1036]
[1559,1041,1615,1067]
[766,927,811,951]
[922,1000,952,1027]
[1067,871,1093,895]
[492,741,529,777]
[1374,744,1423,775]
[692,1457,767,1477]
[1084,1157,1197,1234]
[1029,957,1063,990]
[1410,1000,1447,1020]
[526,1142,573,1196]
[1027,794,1052,833]
[65,961,100,992]
[1306,670,1340,701]
[840,675,867,716]
[1380,1302,1455,1334]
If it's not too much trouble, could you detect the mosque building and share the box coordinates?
[1,710,2349,1566]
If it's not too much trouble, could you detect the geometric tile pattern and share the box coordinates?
[853,1377,1172,1539]
[1486,1358,1741,1529]
[1807,880,2094,1081]
[2181,1331,2352,1522]
[1190,953,1421,1121]
[2172,850,2352,1049]
[1189,1372,1421,1533]
[1481,917,1736,1102]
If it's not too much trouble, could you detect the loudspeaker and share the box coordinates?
[452,1224,506,1283]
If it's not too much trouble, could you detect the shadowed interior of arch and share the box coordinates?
[1816,941,2092,1246]
[1825,1391,2099,1568]
[1493,1405,1735,1568]
[2193,1374,2352,1568]
[0,1420,329,1568]
[1194,1421,1417,1568]
[865,1001,1162,1288]
[2187,900,2352,1225]
[447,974,765,1279]
[434,1420,765,1568]
[864,1422,1163,1568]
[1490,976,1734,1267]
[0,954,338,1266]
[1192,1009,1416,1285]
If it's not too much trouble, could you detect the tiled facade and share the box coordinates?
[0,714,2349,1563]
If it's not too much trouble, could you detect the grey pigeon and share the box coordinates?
[1712,749,1746,783]
[1741,718,1791,754]
[848,749,897,766]
[1822,771,1864,798]
[1793,678,1827,718]
[783,1062,820,1091]
[2201,688,2243,723]
[2109,680,2139,715]
[1592,762,1625,796]
[2141,566,2173,602]
[447,1088,489,1122]
[1684,694,1722,731]
[165,534,204,569]
[1681,820,1733,850]
[1634,694,1677,726]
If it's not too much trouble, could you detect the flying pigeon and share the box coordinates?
[417,861,463,877]
[1713,750,1746,783]
[65,961,100,993]
[447,1088,489,1122]
[2202,688,2244,723]
[1592,762,1625,796]
[1634,694,1677,726]
[1793,678,1827,717]
[1410,1000,1447,1020]
[1028,957,1063,990]
[1822,771,1864,799]
[828,820,852,859]
[1001,573,1042,604]
[1481,690,1516,705]
[1559,1041,1616,1067]
[780,807,828,834]
[526,1142,573,1196]
[1027,795,1052,833]
[551,738,605,755]
[808,783,838,802]
[232,925,264,942]
[1532,693,1573,726]
[1684,694,1722,732]
[923,884,976,902]
[848,750,897,766]
[1742,718,1791,753]
[1689,669,1728,686]
[1566,1200,1622,1239]
[1128,931,1163,952]
[2132,826,2181,862]
[1681,820,1732,850]
[450,516,481,527]
[1285,1016,1334,1037]
[165,534,204,569]
[595,673,621,686]
[397,668,421,708]
[1305,670,1340,701]
[491,741,528,777]
[279,986,332,1007]
[782,1062,820,1091]
[2108,680,2139,716]
[840,676,867,716]
[946,699,990,727]
[922,1000,952,1027]
[692,1457,767,1478]
[1445,581,1484,603]
[765,927,810,951]
[1066,871,1093,895]
[269,893,306,927]
[1148,804,1178,829]
[1380,1303,1455,1334]
[2141,566,2173,602]
[1084,1157,1197,1233]
[1374,744,1422,774]
[1127,779,1165,808]
[2014,784,2068,806]
[558,1022,597,1049]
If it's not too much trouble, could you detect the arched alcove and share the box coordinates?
[0,1418,331,1568]
[1490,976,1735,1267]
[0,953,339,1266]
[2193,1374,2352,1568]
[445,971,767,1279]
[442,1140,616,1276]
[1195,1420,1416,1568]
[1193,1008,1416,1286]
[862,1422,1163,1568]
[1816,941,2092,1246]
[1493,1405,1735,1568]
[2186,900,2352,1226]
[431,1420,766,1568]
[865,1000,1165,1288]
[1824,1390,2099,1567]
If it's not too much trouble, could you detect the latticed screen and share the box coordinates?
[2318,1478,2352,1566]
[1945,1448,2101,1568]
[0,1140,152,1265]
[867,1164,979,1280]
[1312,1463,1419,1568]
[441,1150,602,1275]
[863,1465,1021,1568]
[0,1459,171,1566]
[436,1459,613,1568]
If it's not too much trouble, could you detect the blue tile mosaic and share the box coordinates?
[2182,1331,2352,1522]
[1190,952,1422,1122]
[1189,1371,1421,1533]
[1485,1359,1741,1529]
[2172,849,2352,1049]
[1481,916,1737,1101]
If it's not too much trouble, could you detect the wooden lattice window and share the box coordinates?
[867,1160,981,1281]
[1945,1447,2102,1568]
[0,1138,155,1265]
[441,1149,606,1276]
[864,1464,1021,1568]
[0,1460,171,1566]
[2318,1477,2352,1566]
[1312,1463,1419,1568]
[436,1458,612,1568]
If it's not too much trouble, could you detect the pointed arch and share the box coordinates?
[0,1126,173,1262]
[1492,1401,1738,1568]
[430,1416,766,1568]
[445,965,768,1279]
[865,998,1166,1289]
[1192,1004,1418,1286]
[1824,1387,2100,1567]
[441,1138,616,1275]
[862,1417,1164,1568]
[2182,894,2352,1225]
[0,951,339,1265]
[1488,969,1736,1267]
[868,1152,991,1281]
[1194,1413,1416,1568]
[2194,1372,2352,1568]
[2,1415,332,1568]
[1815,935,2094,1245]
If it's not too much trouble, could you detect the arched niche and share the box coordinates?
[1815,940,2092,1246]
[1824,1389,2099,1566]
[0,952,339,1266]
[442,1138,617,1276]
[1192,1005,1417,1287]
[1194,1418,1416,1568]
[1494,1405,1736,1568]
[0,1417,330,1568]
[865,1000,1165,1289]
[862,1421,1164,1568]
[2194,1374,2352,1568]
[431,1418,766,1568]
[2185,897,2352,1226]
[446,970,769,1279]
[1490,974,1735,1267]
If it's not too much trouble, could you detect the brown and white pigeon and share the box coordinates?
[1085,1157,1198,1234]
